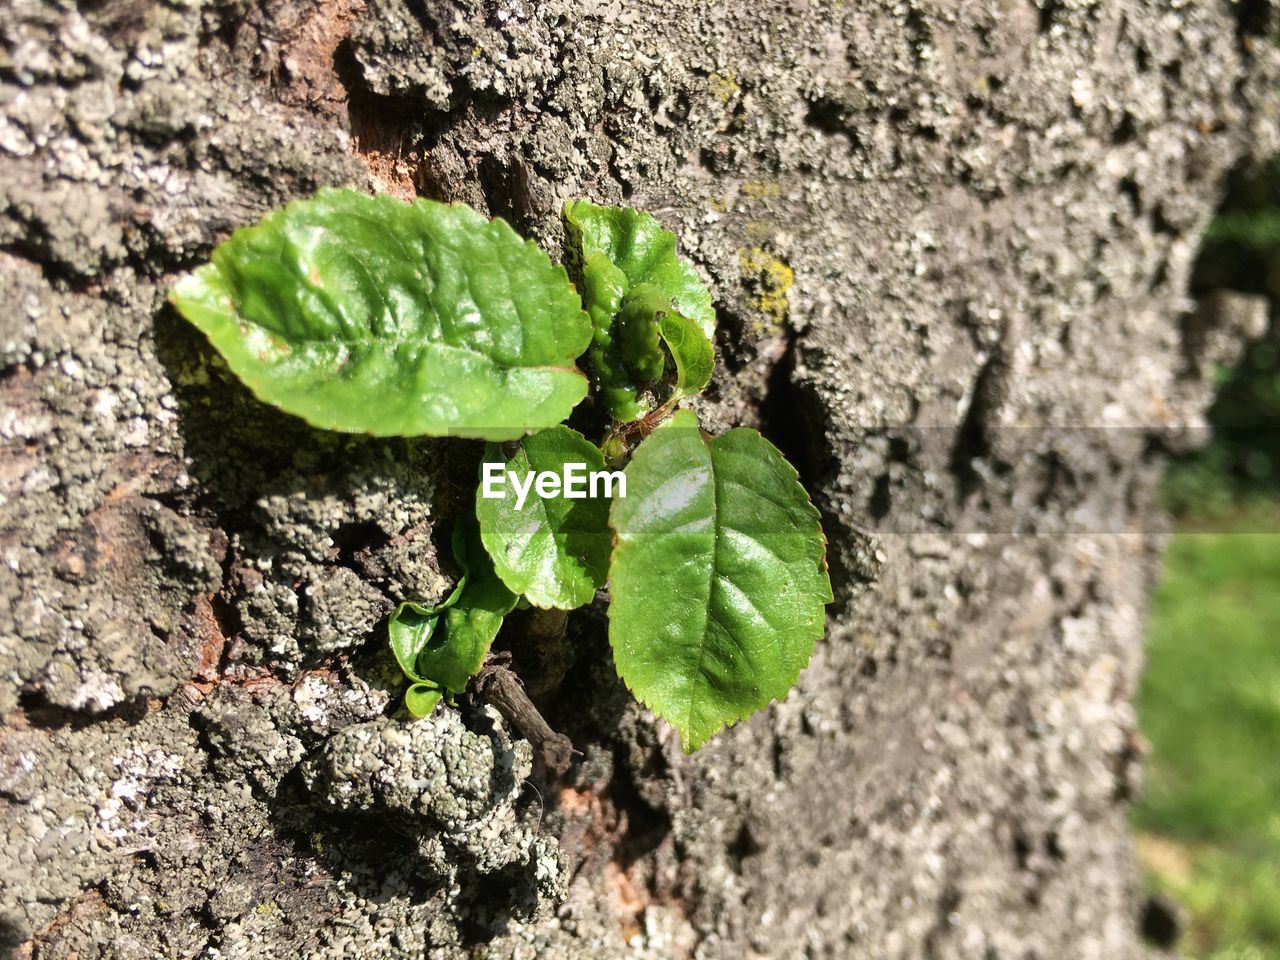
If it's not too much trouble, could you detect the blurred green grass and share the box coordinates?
[1135,516,1280,959]
[1135,150,1280,959]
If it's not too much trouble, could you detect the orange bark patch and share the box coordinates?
[356,149,421,202]
[276,0,367,120]
[605,860,650,942]
[555,785,669,941]
[190,594,228,682]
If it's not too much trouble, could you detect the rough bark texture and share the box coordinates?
[1,1,1277,958]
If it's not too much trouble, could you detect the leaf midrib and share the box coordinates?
[232,333,583,380]
[685,436,721,738]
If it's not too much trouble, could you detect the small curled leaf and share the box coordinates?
[616,287,666,383]
[564,200,716,421]
[389,601,439,684]
[657,310,714,402]
[405,683,443,718]
[564,200,716,338]
[388,570,469,682]
[581,252,628,341]
[581,253,652,422]
[388,518,517,698]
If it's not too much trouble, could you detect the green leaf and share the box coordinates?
[405,683,443,717]
[170,188,592,440]
[657,310,714,401]
[564,200,716,421]
[388,518,517,696]
[607,409,833,752]
[476,426,613,610]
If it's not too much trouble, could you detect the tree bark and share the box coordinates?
[1,1,1276,957]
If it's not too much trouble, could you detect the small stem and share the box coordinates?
[602,399,684,464]
[527,607,568,642]
[475,663,574,775]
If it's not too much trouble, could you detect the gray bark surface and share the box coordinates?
[1,1,1276,957]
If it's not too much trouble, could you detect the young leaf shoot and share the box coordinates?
[172,188,831,751]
